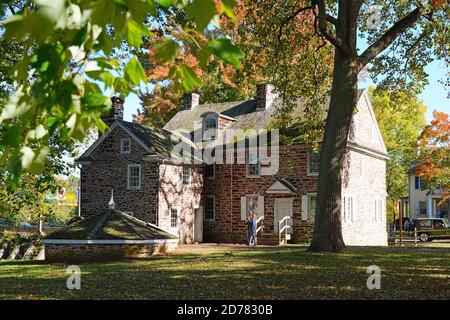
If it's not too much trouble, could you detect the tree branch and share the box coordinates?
[313,0,349,55]
[277,5,313,45]
[358,7,425,70]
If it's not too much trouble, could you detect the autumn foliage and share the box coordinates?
[137,0,333,128]
[416,111,450,202]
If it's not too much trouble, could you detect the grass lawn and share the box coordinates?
[0,244,448,300]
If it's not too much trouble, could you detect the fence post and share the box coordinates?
[414,227,417,247]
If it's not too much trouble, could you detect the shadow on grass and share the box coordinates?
[0,246,448,300]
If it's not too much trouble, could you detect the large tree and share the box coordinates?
[275,0,449,252]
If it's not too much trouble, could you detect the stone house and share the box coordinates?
[76,85,389,246]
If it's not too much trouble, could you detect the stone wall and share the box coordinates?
[80,126,159,223]
[158,164,203,244]
[203,144,318,244]
[45,242,177,262]
[341,150,388,246]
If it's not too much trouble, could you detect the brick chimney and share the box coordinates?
[101,97,124,127]
[183,92,200,110]
[256,83,278,110]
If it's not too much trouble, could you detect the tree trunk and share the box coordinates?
[308,49,359,253]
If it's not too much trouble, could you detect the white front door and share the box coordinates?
[274,198,293,233]
[193,207,203,243]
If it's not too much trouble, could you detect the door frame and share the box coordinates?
[193,206,203,243]
[274,198,293,233]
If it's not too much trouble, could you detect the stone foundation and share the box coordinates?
[45,242,177,262]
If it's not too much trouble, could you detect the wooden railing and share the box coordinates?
[256,216,264,234]
[278,216,292,245]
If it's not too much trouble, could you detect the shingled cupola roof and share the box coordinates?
[45,210,178,241]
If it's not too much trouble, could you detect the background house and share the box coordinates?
[407,163,449,219]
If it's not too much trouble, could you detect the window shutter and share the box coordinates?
[301,195,308,220]
[257,196,264,218]
[241,196,247,220]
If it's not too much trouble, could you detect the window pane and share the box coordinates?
[308,149,320,174]
[205,165,214,178]
[182,166,191,185]
[121,139,130,153]
[203,117,217,140]
[248,152,260,176]
[419,202,427,215]
[128,165,140,188]
[246,196,259,217]
[205,197,215,220]
[171,208,178,228]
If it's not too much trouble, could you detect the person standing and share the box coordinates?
[247,212,257,246]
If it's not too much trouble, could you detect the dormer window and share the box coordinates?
[121,138,131,154]
[203,116,218,140]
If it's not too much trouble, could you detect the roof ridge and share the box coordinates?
[118,215,148,240]
[197,99,252,108]
[87,211,111,239]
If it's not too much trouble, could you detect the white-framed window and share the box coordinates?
[307,193,317,221]
[182,166,192,185]
[203,116,218,140]
[241,195,264,220]
[121,138,131,154]
[170,207,179,228]
[205,164,215,179]
[344,196,354,222]
[247,151,261,177]
[307,148,320,175]
[127,164,141,190]
[204,196,215,221]
[419,201,427,215]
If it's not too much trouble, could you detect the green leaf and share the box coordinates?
[186,0,217,31]
[26,125,48,141]
[177,65,203,92]
[156,0,177,8]
[0,96,30,122]
[1,126,23,148]
[125,57,147,86]
[198,46,211,70]
[84,93,108,107]
[153,39,179,64]
[207,38,243,68]
[220,0,236,19]
[20,146,49,174]
[125,0,157,21]
[126,20,152,48]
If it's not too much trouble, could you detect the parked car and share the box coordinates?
[394,217,411,230]
[412,218,450,242]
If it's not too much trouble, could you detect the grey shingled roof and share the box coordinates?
[164,89,366,135]
[45,210,178,240]
[77,120,201,163]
